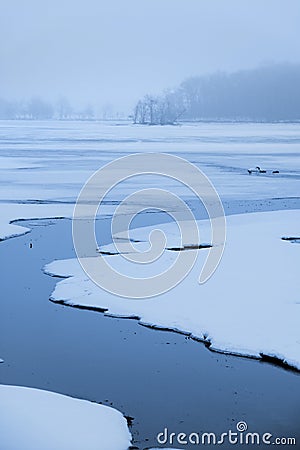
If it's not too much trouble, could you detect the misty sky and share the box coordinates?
[1,0,300,113]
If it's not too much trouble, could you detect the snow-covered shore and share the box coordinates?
[0,385,131,450]
[45,209,300,370]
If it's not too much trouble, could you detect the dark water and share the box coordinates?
[1,207,300,449]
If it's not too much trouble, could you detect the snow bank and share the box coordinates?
[0,385,131,450]
[45,210,300,370]
[0,203,75,241]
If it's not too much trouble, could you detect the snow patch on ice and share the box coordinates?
[0,203,75,241]
[45,210,300,370]
[0,384,131,450]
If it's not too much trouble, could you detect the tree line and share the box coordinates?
[133,64,300,124]
[0,97,118,120]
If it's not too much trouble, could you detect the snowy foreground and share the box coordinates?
[0,385,131,450]
[45,210,300,370]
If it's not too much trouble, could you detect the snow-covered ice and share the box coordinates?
[1,120,300,368]
[0,203,74,241]
[1,120,300,206]
[1,120,299,244]
[0,385,131,450]
[45,209,300,369]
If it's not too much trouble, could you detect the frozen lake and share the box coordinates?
[0,120,300,449]
[0,120,300,205]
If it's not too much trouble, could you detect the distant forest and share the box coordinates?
[0,96,97,121]
[133,64,300,124]
[1,64,300,123]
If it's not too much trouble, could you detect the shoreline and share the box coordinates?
[48,295,300,375]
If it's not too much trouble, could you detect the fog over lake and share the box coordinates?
[1,0,300,113]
